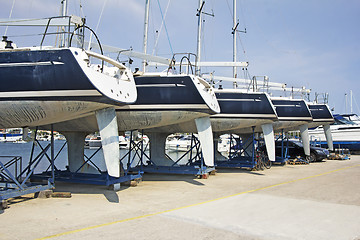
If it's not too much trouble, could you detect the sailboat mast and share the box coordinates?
[196,0,204,75]
[61,0,68,47]
[345,93,348,113]
[61,0,68,16]
[350,90,353,113]
[233,0,237,79]
[142,0,150,72]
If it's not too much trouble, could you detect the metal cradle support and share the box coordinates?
[215,127,265,170]
[0,126,54,201]
[31,129,142,186]
[128,131,214,176]
[274,129,289,164]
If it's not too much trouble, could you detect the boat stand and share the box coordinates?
[274,129,289,165]
[0,127,54,202]
[31,129,142,186]
[129,132,215,177]
[215,127,267,170]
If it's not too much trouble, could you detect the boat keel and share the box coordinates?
[95,107,120,177]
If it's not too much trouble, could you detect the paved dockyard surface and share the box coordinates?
[1,157,360,240]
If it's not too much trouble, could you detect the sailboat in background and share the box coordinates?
[0,128,23,142]
[309,114,360,153]
[308,91,360,152]
[340,90,360,124]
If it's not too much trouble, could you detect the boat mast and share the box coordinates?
[60,0,68,47]
[350,90,353,113]
[232,0,237,80]
[61,0,68,16]
[142,0,150,72]
[196,0,204,75]
[345,93,348,113]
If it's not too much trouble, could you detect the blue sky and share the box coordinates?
[1,0,360,114]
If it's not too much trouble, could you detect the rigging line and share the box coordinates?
[225,0,233,20]
[225,0,248,60]
[352,94,360,114]
[150,3,157,55]
[238,0,247,28]
[152,0,172,56]
[69,0,78,17]
[156,0,174,56]
[150,1,157,56]
[87,0,107,51]
[236,31,247,59]
[79,0,85,18]
[4,0,16,36]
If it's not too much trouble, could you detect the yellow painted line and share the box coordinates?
[36,163,360,240]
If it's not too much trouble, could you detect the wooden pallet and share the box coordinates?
[286,157,309,165]
[328,154,351,160]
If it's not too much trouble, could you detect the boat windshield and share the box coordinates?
[347,114,360,122]
[334,117,355,125]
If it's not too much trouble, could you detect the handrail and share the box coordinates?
[40,16,77,48]
[70,25,105,72]
[179,55,194,75]
[85,50,127,71]
[168,53,198,76]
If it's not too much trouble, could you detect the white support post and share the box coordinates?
[213,133,227,161]
[147,132,174,166]
[64,131,99,174]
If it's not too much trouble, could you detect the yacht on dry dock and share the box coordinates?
[0,18,136,130]
[40,68,220,170]
[0,13,137,178]
[146,87,278,164]
[270,98,313,160]
[307,103,335,151]
[43,0,222,172]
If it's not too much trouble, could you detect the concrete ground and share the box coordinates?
[1,156,360,240]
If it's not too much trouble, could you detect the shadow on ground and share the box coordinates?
[2,195,34,211]
[52,182,121,203]
[141,173,205,186]
[215,168,267,176]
